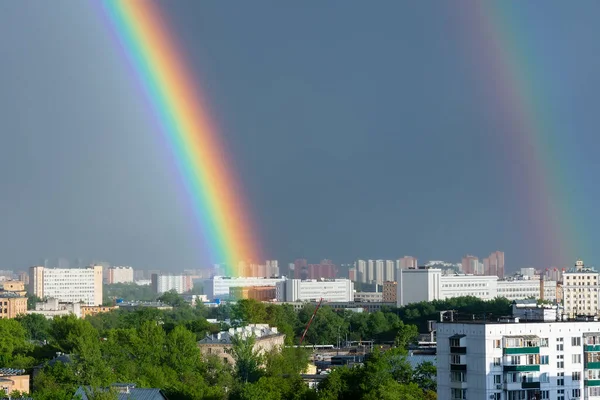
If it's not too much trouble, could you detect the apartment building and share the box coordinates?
[29,265,103,306]
[437,305,600,400]
[562,260,600,317]
[0,293,27,319]
[382,281,397,303]
[151,274,193,295]
[204,276,285,300]
[106,266,134,284]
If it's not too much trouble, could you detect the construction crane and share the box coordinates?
[299,298,323,345]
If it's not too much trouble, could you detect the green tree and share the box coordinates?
[17,313,52,342]
[412,361,437,392]
[231,334,263,383]
[0,318,31,365]
[232,299,267,324]
[27,295,42,310]
[157,290,187,307]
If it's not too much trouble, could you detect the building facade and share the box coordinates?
[29,265,103,306]
[151,274,193,295]
[562,260,600,317]
[276,279,354,303]
[398,256,418,270]
[229,286,277,302]
[437,315,600,400]
[106,266,134,284]
[383,281,398,303]
[204,276,285,300]
[0,293,27,319]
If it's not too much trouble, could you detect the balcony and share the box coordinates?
[450,346,467,354]
[587,361,600,369]
[586,345,600,352]
[586,379,600,387]
[522,381,541,389]
[503,347,540,355]
[503,365,540,372]
[450,363,467,372]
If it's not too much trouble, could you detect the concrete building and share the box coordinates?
[437,307,600,400]
[0,368,29,396]
[204,276,285,300]
[229,286,277,302]
[385,260,395,282]
[106,266,134,284]
[1,281,26,296]
[354,291,383,302]
[0,292,27,319]
[397,268,558,306]
[382,281,397,303]
[29,298,82,319]
[198,324,285,365]
[356,260,367,283]
[276,279,354,303]
[563,259,600,318]
[151,274,193,295]
[29,265,103,306]
[398,256,418,270]
[461,255,479,275]
[367,260,375,284]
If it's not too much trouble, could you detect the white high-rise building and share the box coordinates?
[356,260,367,283]
[563,259,600,317]
[266,260,279,277]
[385,260,395,282]
[375,260,385,285]
[437,305,600,400]
[107,266,134,284]
[29,265,103,306]
[276,279,354,302]
[367,260,375,283]
[151,274,193,295]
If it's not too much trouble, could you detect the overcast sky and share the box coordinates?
[1,2,600,271]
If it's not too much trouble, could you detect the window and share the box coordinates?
[558,372,565,386]
[527,354,539,365]
[557,343,564,351]
[451,388,466,400]
[557,360,564,368]
[510,356,521,365]
[493,339,501,348]
[493,357,501,366]
[494,374,501,384]
[558,389,564,400]
[540,338,549,347]
[540,391,550,399]
[450,338,460,347]
[451,355,461,364]
[573,354,582,363]
[573,371,581,381]
[492,394,501,400]
[540,355,549,364]
[573,388,581,398]
[572,337,582,346]
[450,372,466,382]
[590,387,600,397]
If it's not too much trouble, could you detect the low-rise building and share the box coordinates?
[198,324,285,365]
[276,279,354,302]
[1,281,27,296]
[28,298,81,319]
[204,276,286,300]
[80,305,118,319]
[0,368,29,396]
[229,286,277,301]
[0,293,27,319]
[354,291,383,302]
[106,266,134,284]
[75,383,168,400]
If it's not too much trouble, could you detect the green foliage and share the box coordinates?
[103,283,156,304]
[27,295,43,310]
[157,290,187,307]
[231,334,263,383]
[16,313,52,342]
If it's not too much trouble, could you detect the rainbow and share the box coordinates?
[99,1,258,272]
[458,3,581,267]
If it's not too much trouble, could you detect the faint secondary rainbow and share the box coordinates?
[457,2,581,267]
[100,1,258,272]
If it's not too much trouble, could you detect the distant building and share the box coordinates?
[229,286,277,302]
[354,291,382,302]
[204,276,285,300]
[382,281,397,303]
[0,292,27,319]
[385,260,395,282]
[356,260,367,283]
[29,265,103,306]
[106,266,134,284]
[80,305,118,319]
[198,324,285,366]
[29,298,82,319]
[0,368,29,396]
[151,274,193,295]
[276,279,354,302]
[461,255,479,275]
[348,267,357,282]
[398,256,418,270]
[1,281,26,296]
[484,251,505,277]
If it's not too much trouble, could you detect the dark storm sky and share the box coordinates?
[1,2,600,271]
